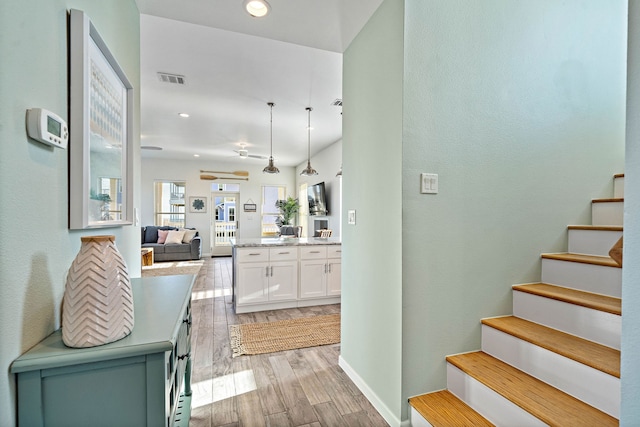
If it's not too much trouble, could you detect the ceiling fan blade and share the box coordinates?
[200,170,249,177]
[248,154,268,160]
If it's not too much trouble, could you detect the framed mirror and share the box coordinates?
[68,9,133,229]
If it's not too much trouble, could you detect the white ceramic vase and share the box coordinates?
[62,235,134,348]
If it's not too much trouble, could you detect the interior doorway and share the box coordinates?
[211,192,239,256]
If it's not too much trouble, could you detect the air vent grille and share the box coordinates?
[157,72,186,85]
[331,98,343,106]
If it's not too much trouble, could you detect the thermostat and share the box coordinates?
[26,108,68,149]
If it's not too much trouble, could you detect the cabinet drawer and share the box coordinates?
[327,245,342,258]
[269,247,298,261]
[236,248,269,262]
[300,246,327,259]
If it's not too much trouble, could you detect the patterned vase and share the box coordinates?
[62,235,134,348]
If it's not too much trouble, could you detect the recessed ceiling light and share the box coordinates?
[244,0,270,17]
[193,154,200,157]
[178,113,190,118]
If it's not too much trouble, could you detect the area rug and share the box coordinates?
[230,314,341,357]
[141,259,204,277]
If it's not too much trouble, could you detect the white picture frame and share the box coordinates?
[68,9,134,229]
[189,197,207,213]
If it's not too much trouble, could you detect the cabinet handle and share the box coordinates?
[249,253,261,256]
[328,264,332,273]
[270,266,274,276]
[266,266,269,277]
[310,250,321,254]
[324,264,328,274]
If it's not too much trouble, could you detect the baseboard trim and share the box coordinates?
[338,355,408,427]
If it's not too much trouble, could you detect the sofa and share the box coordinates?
[141,226,202,262]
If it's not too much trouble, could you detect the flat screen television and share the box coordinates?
[307,182,328,216]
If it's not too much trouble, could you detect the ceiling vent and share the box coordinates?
[331,98,343,107]
[157,72,186,85]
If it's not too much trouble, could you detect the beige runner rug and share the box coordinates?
[230,314,341,357]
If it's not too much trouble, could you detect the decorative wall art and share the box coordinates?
[189,196,207,213]
[68,9,133,229]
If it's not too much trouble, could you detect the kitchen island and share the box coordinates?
[231,237,341,313]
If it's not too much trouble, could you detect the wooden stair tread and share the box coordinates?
[446,352,618,426]
[512,283,621,315]
[592,198,624,203]
[482,316,620,377]
[541,252,620,268]
[567,225,623,232]
[409,390,494,427]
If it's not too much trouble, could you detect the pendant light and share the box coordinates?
[263,102,279,174]
[300,107,318,176]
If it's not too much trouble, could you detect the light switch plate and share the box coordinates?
[348,210,356,225]
[421,173,438,194]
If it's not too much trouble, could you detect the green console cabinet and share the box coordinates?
[11,275,195,427]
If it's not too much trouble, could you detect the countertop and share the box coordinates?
[231,237,341,247]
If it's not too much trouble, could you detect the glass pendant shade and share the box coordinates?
[300,107,318,176]
[263,102,279,174]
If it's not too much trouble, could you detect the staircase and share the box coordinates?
[409,174,624,426]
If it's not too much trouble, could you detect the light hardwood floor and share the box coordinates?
[189,256,389,427]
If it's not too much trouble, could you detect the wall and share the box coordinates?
[296,139,343,238]
[343,0,627,425]
[141,158,297,252]
[341,0,405,424]
[0,1,140,424]
[622,1,640,423]
[402,0,626,420]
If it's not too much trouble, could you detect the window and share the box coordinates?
[261,185,285,236]
[154,181,185,227]
[213,183,240,192]
[228,207,236,222]
[298,183,308,237]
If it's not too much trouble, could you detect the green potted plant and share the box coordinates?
[275,196,300,227]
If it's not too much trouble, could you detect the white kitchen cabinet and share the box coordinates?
[235,247,298,310]
[232,239,341,313]
[300,245,342,299]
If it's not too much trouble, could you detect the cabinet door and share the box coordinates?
[269,261,298,301]
[236,262,269,304]
[327,260,341,296]
[299,260,327,298]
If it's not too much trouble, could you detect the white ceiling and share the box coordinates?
[136,0,383,166]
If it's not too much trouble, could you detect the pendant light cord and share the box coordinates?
[269,102,274,158]
[307,107,312,161]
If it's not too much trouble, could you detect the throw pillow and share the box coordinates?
[182,228,197,243]
[145,226,159,244]
[165,230,186,245]
[157,229,169,244]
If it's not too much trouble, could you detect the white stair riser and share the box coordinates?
[568,229,623,257]
[541,258,621,297]
[512,291,621,349]
[614,176,624,198]
[482,325,620,418]
[447,363,546,426]
[592,202,623,226]
[410,407,433,427]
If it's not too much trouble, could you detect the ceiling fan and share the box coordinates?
[233,144,268,160]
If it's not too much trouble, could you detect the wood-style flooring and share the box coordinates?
[188,256,389,427]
